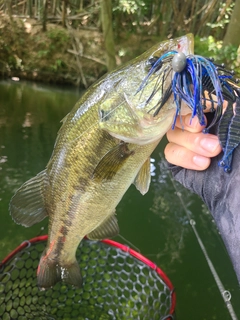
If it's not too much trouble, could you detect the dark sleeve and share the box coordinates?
[169,147,240,283]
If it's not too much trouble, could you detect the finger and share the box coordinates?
[166,127,222,158]
[204,93,228,112]
[164,142,211,170]
[174,114,207,133]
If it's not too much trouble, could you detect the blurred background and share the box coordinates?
[1,1,240,319]
[0,0,240,87]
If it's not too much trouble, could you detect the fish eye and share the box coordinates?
[148,56,159,66]
[145,56,162,71]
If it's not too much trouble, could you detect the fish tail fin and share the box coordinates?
[37,251,82,290]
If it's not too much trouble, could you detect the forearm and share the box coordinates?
[168,149,240,283]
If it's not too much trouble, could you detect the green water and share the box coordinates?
[0,80,239,319]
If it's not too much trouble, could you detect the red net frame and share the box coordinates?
[0,235,176,319]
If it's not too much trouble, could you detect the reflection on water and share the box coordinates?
[22,112,33,128]
[0,80,81,258]
[150,161,190,263]
[0,80,240,319]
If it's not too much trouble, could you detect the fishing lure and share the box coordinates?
[138,50,240,173]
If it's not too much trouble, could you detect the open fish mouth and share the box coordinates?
[137,49,240,173]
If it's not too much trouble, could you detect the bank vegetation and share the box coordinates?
[0,0,240,87]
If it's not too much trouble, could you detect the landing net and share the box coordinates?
[0,236,175,320]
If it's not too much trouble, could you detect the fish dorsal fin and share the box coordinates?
[9,170,48,227]
[87,212,119,240]
[92,142,134,181]
[134,157,151,195]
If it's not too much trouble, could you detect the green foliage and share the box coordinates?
[206,2,234,30]
[114,0,146,15]
[195,36,239,76]
[112,0,234,40]
[49,59,65,72]
[34,28,70,74]
[37,50,49,58]
[0,19,28,72]
[1,0,239,85]
[46,29,70,46]
[112,0,151,34]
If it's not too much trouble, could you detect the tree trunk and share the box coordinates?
[223,0,240,47]
[100,0,116,71]
[52,0,57,15]
[42,0,48,31]
[27,0,33,17]
[7,0,13,21]
[79,0,83,11]
[62,0,67,28]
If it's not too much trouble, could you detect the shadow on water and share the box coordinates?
[0,80,239,319]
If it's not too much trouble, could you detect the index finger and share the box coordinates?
[174,113,207,133]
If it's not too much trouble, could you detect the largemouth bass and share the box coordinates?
[10,34,193,289]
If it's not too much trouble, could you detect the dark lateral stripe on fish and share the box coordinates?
[54,236,66,257]
[52,225,69,258]
[73,177,89,192]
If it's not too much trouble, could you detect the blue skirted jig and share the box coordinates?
[138,50,240,173]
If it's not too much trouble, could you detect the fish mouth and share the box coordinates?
[136,34,194,118]
[99,34,195,145]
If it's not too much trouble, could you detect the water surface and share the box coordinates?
[0,80,239,319]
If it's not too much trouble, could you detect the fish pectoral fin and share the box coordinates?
[92,142,134,181]
[9,170,48,227]
[134,157,151,195]
[87,212,119,240]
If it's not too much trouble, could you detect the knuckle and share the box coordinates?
[164,143,186,165]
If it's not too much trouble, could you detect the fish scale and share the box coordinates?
[11,33,240,290]
[10,33,240,291]
[10,33,240,292]
[10,34,194,289]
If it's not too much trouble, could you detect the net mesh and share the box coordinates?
[0,236,175,320]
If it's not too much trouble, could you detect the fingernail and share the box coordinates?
[200,137,220,153]
[193,155,210,168]
[185,115,199,128]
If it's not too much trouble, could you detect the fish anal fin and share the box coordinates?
[37,251,82,290]
[134,157,151,195]
[92,142,134,181]
[87,212,119,240]
[9,170,48,227]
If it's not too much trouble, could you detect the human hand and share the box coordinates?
[164,113,222,170]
